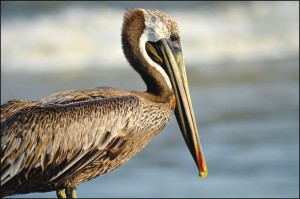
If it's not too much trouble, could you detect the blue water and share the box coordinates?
[1,1,299,198]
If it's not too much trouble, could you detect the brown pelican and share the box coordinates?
[0,8,207,198]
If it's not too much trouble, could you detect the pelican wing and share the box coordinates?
[37,87,124,106]
[1,91,141,186]
[1,100,36,122]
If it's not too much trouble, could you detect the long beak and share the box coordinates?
[146,39,208,178]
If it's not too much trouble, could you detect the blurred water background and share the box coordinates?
[1,1,299,198]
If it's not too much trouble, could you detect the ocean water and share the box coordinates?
[1,1,299,198]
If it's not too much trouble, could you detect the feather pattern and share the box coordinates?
[1,87,174,196]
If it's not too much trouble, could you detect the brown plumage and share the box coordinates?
[1,88,173,196]
[1,8,207,198]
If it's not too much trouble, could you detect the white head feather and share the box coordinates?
[138,9,180,90]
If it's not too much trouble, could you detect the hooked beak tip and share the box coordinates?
[199,169,208,179]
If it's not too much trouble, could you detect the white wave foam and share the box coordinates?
[1,2,299,73]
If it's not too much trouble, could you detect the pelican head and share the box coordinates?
[122,8,207,178]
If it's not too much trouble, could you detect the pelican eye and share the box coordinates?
[170,34,180,43]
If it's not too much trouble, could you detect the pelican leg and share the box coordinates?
[65,186,77,198]
[56,188,66,198]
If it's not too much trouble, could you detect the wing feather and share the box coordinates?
[1,92,141,186]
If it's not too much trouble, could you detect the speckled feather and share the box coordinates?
[1,87,174,196]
